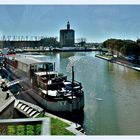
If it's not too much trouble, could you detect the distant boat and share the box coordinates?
[95,97,103,101]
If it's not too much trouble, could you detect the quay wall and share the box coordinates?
[95,54,140,72]
[0,99,15,119]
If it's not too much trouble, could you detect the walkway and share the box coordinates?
[0,78,15,113]
[96,54,140,72]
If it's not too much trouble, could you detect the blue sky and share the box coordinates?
[0,5,140,42]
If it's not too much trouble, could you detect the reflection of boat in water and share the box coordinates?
[3,55,84,112]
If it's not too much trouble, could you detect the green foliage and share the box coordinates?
[26,125,34,135]
[2,116,74,136]
[6,124,42,135]
[40,37,60,48]
[36,113,44,118]
[7,125,16,135]
[51,118,74,135]
[35,124,41,135]
[17,125,25,135]
[102,38,140,57]
[36,115,74,135]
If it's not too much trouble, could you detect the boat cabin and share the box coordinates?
[4,55,54,78]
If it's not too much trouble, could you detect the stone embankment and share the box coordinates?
[95,54,140,72]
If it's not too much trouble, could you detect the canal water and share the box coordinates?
[33,51,140,135]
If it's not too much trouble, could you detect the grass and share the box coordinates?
[36,113,74,135]
[51,117,74,135]
[96,54,113,60]
[0,113,74,135]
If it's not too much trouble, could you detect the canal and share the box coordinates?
[32,51,140,135]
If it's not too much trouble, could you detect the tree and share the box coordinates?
[40,37,60,48]
[102,38,140,58]
[77,38,87,47]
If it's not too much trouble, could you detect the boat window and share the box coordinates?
[31,65,37,72]
[45,63,53,71]
[36,63,53,72]
[37,64,44,71]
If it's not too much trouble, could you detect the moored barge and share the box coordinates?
[3,55,84,112]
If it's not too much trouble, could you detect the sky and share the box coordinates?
[0,5,140,42]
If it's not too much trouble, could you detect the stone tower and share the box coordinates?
[60,21,75,47]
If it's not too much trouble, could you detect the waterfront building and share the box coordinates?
[60,21,75,47]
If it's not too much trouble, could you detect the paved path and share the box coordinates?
[96,54,140,72]
[0,77,15,113]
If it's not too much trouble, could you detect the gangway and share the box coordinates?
[6,78,28,87]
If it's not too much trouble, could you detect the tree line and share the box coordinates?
[0,37,60,49]
[102,39,140,59]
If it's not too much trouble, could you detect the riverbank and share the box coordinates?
[15,47,98,53]
[95,54,140,72]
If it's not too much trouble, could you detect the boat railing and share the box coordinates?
[73,80,82,87]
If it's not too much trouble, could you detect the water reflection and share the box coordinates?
[41,51,140,134]
[3,51,140,135]
[58,52,140,135]
[56,53,60,72]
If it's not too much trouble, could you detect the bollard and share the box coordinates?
[5,92,10,100]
